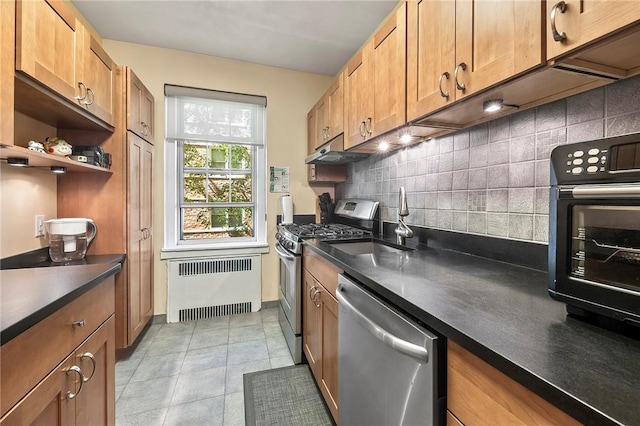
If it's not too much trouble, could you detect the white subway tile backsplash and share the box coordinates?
[339,74,640,244]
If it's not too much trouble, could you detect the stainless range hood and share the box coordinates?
[305,135,370,164]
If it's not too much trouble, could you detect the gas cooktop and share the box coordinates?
[280,223,371,241]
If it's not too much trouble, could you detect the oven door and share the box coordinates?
[275,242,301,334]
[550,184,640,323]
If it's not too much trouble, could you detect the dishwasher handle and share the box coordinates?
[336,283,430,364]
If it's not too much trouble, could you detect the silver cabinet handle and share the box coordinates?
[85,88,95,106]
[312,287,321,308]
[141,122,148,136]
[365,117,373,135]
[66,366,85,399]
[359,121,366,138]
[336,285,430,363]
[438,72,450,98]
[75,82,87,101]
[309,285,317,301]
[572,184,640,198]
[551,1,567,42]
[454,63,466,91]
[72,319,86,328]
[325,126,330,140]
[79,352,96,382]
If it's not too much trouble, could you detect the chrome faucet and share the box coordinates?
[395,186,413,245]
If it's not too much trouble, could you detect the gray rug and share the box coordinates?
[243,365,334,426]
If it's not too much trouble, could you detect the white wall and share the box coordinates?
[0,113,58,257]
[102,40,333,314]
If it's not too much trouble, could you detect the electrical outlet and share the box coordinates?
[35,215,45,237]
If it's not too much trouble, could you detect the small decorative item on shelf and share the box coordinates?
[70,155,88,163]
[27,140,45,153]
[43,137,72,158]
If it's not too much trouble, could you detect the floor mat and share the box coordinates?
[243,364,334,426]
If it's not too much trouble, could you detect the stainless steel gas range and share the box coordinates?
[275,199,379,363]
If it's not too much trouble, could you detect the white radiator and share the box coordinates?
[167,255,261,322]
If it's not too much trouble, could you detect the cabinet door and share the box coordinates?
[0,0,14,145]
[455,0,543,99]
[370,2,406,137]
[547,0,640,61]
[0,357,76,426]
[307,107,317,155]
[127,69,155,143]
[303,270,322,378]
[140,142,154,329]
[344,49,370,150]
[141,88,155,144]
[407,0,456,122]
[127,133,144,344]
[326,73,344,140]
[315,97,328,148]
[15,0,82,103]
[75,316,115,426]
[80,31,115,125]
[320,290,339,423]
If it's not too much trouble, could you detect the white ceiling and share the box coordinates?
[72,0,398,76]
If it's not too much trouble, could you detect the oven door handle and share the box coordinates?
[275,244,296,261]
[572,185,640,199]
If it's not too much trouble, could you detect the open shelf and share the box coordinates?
[0,144,112,173]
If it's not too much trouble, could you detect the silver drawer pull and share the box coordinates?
[72,319,86,328]
[66,366,84,399]
[80,352,97,382]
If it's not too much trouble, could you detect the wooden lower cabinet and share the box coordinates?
[1,302,115,426]
[302,247,341,423]
[447,340,581,426]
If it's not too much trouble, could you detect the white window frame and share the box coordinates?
[162,86,268,254]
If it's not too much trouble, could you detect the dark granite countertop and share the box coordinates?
[303,239,640,426]
[1,262,121,345]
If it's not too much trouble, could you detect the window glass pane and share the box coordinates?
[183,142,206,168]
[231,174,252,202]
[182,207,211,239]
[231,145,251,169]
[207,174,231,203]
[209,145,228,169]
[183,173,207,202]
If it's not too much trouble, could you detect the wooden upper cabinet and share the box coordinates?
[127,68,155,144]
[326,73,344,141]
[308,72,344,154]
[307,106,317,155]
[0,0,15,145]
[455,0,543,100]
[81,32,115,125]
[15,0,83,102]
[345,2,406,150]
[407,0,543,122]
[15,0,115,126]
[407,0,456,121]
[547,0,640,61]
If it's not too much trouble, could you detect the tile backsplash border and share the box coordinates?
[337,74,640,244]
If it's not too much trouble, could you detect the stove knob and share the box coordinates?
[287,241,294,250]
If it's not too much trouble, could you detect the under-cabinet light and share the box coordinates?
[483,99,520,113]
[50,166,67,174]
[6,157,29,167]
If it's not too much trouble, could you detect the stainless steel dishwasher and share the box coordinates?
[336,274,445,426]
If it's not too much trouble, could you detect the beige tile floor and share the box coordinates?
[115,307,293,426]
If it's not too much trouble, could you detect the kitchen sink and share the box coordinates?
[328,240,413,256]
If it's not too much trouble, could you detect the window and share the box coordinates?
[164,85,267,249]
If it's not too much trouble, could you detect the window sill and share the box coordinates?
[160,243,270,260]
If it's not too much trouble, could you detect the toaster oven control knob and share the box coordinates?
[587,157,599,164]
[573,158,583,165]
[573,150,584,157]
[572,167,583,175]
[588,148,600,156]
[587,166,598,173]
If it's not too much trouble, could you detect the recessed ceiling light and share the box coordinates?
[399,133,412,144]
[378,141,389,152]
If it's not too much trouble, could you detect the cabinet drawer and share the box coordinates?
[1,276,115,416]
[303,247,342,296]
[447,340,581,426]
